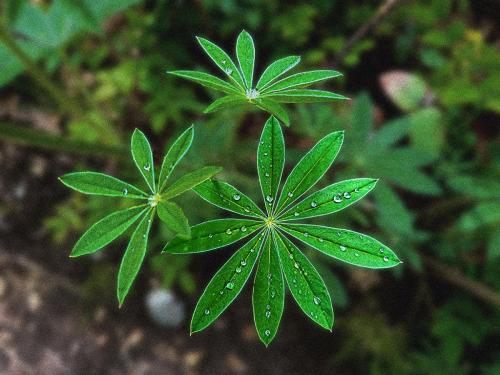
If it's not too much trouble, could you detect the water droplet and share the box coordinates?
[225,282,234,290]
[143,163,151,171]
[333,195,342,203]
[343,192,351,199]
[340,245,346,252]
[294,212,300,217]
[244,207,250,213]
[221,59,226,65]
[241,226,247,232]
[354,252,360,257]
[267,273,272,280]
[245,88,259,99]
[209,234,213,238]
[318,238,324,243]
[263,152,268,156]
[265,172,270,177]
[292,278,297,284]
[313,296,321,305]
[287,192,294,198]
[240,260,247,266]
[383,256,389,262]
[233,194,241,201]
[298,290,303,295]
[310,201,318,208]
[294,262,300,269]
[379,248,384,253]
[226,229,232,235]
[265,311,271,318]
[265,329,271,337]
[289,254,294,260]
[219,290,224,295]
[235,267,242,273]
[142,234,146,238]
[271,290,276,298]
[224,67,233,75]
[304,232,309,237]
[266,195,273,203]
[266,304,270,310]
[204,309,210,315]
[354,188,360,193]
[122,188,128,196]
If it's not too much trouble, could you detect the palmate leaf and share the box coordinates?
[157,201,191,239]
[256,56,301,91]
[254,98,290,126]
[162,219,263,254]
[117,210,154,306]
[274,231,333,330]
[261,70,343,93]
[162,166,222,200]
[166,71,240,95]
[131,129,155,193]
[70,205,147,257]
[236,30,255,89]
[252,234,285,346]
[158,125,194,192]
[191,231,267,333]
[59,172,148,199]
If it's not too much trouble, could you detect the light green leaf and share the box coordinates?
[158,125,194,192]
[253,234,284,346]
[71,205,146,257]
[162,219,263,254]
[276,131,344,214]
[167,70,240,95]
[193,179,264,219]
[131,129,155,193]
[256,56,301,91]
[263,89,348,103]
[190,231,266,333]
[258,117,285,214]
[236,30,255,89]
[254,98,290,126]
[262,70,342,93]
[279,178,377,221]
[162,166,222,200]
[274,232,333,330]
[59,172,147,199]
[157,201,191,239]
[196,36,246,90]
[204,95,247,113]
[280,223,401,269]
[350,93,373,147]
[117,210,154,306]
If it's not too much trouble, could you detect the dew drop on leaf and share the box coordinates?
[204,309,210,315]
[143,163,151,171]
[294,262,300,269]
[122,188,128,196]
[343,192,351,199]
[233,194,241,201]
[226,282,234,290]
[310,201,318,208]
[313,296,321,305]
[333,195,342,203]
[265,311,271,318]
[340,245,346,252]
[354,252,360,257]
[265,172,270,177]
[208,234,213,238]
[244,207,250,212]
[383,256,389,262]
[265,329,271,337]
[287,192,294,198]
[266,195,273,203]
[226,229,232,235]
[241,226,247,232]
[235,267,242,274]
[240,260,247,266]
[304,232,309,237]
[224,67,233,75]
[379,248,385,253]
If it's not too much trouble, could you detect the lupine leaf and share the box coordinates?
[193,179,264,219]
[262,70,342,93]
[162,166,222,200]
[59,172,147,199]
[204,95,247,114]
[252,234,284,346]
[236,30,255,89]
[256,55,301,91]
[263,89,348,103]
[157,201,191,239]
[280,223,401,269]
[70,205,147,257]
[131,129,155,193]
[191,231,267,333]
[255,98,290,126]
[279,178,377,221]
[274,232,333,330]
[258,116,285,215]
[276,131,344,214]
[196,36,246,90]
[158,125,194,192]
[167,70,240,95]
[117,210,154,306]
[162,219,263,254]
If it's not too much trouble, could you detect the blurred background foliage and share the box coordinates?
[0,0,499,373]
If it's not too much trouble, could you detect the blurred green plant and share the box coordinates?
[163,116,400,346]
[59,127,221,305]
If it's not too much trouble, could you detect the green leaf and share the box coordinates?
[252,234,284,346]
[162,166,222,200]
[193,179,264,219]
[262,70,342,93]
[256,56,301,91]
[280,223,401,269]
[117,210,154,306]
[236,30,255,89]
[276,131,344,214]
[258,116,285,214]
[204,95,247,114]
[157,201,191,239]
[254,98,290,126]
[158,125,194,192]
[162,219,263,254]
[488,229,500,261]
[190,231,267,333]
[59,172,147,199]
[349,93,373,147]
[263,89,348,103]
[167,70,240,95]
[274,232,333,330]
[279,178,377,220]
[131,129,155,193]
[196,36,246,90]
[71,205,146,257]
